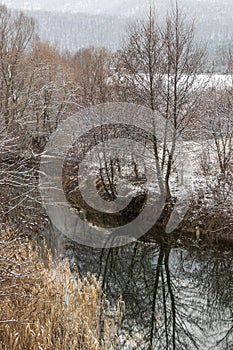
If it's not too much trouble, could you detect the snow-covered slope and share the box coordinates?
[1,0,233,57]
[2,0,233,18]
[1,0,151,16]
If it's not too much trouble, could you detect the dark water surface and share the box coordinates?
[65,238,232,349]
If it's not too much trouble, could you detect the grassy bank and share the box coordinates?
[0,229,123,350]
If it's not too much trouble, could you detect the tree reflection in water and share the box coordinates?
[70,240,233,349]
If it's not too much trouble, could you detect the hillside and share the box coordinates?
[1,0,233,55]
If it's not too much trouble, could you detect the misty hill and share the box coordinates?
[0,0,160,16]
[29,10,233,56]
[2,0,233,20]
[1,0,233,57]
[29,10,130,52]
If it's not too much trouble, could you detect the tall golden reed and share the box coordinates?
[0,229,124,350]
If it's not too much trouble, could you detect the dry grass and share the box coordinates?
[0,229,124,350]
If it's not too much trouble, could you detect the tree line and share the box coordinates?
[0,4,232,240]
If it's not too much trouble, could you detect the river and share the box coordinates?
[59,236,233,350]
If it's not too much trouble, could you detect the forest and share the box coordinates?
[0,3,232,349]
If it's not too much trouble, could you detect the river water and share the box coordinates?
[62,238,233,350]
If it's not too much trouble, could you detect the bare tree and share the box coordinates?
[116,4,206,228]
[70,47,114,107]
[0,5,35,127]
[27,37,72,140]
[160,5,205,198]
[0,7,45,234]
[201,87,232,175]
[117,8,163,109]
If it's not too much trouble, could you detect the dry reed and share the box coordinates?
[0,229,124,349]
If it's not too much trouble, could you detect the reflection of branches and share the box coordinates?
[71,240,233,350]
[149,247,164,349]
[191,248,233,348]
[161,267,169,349]
[97,242,203,349]
[164,247,176,349]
